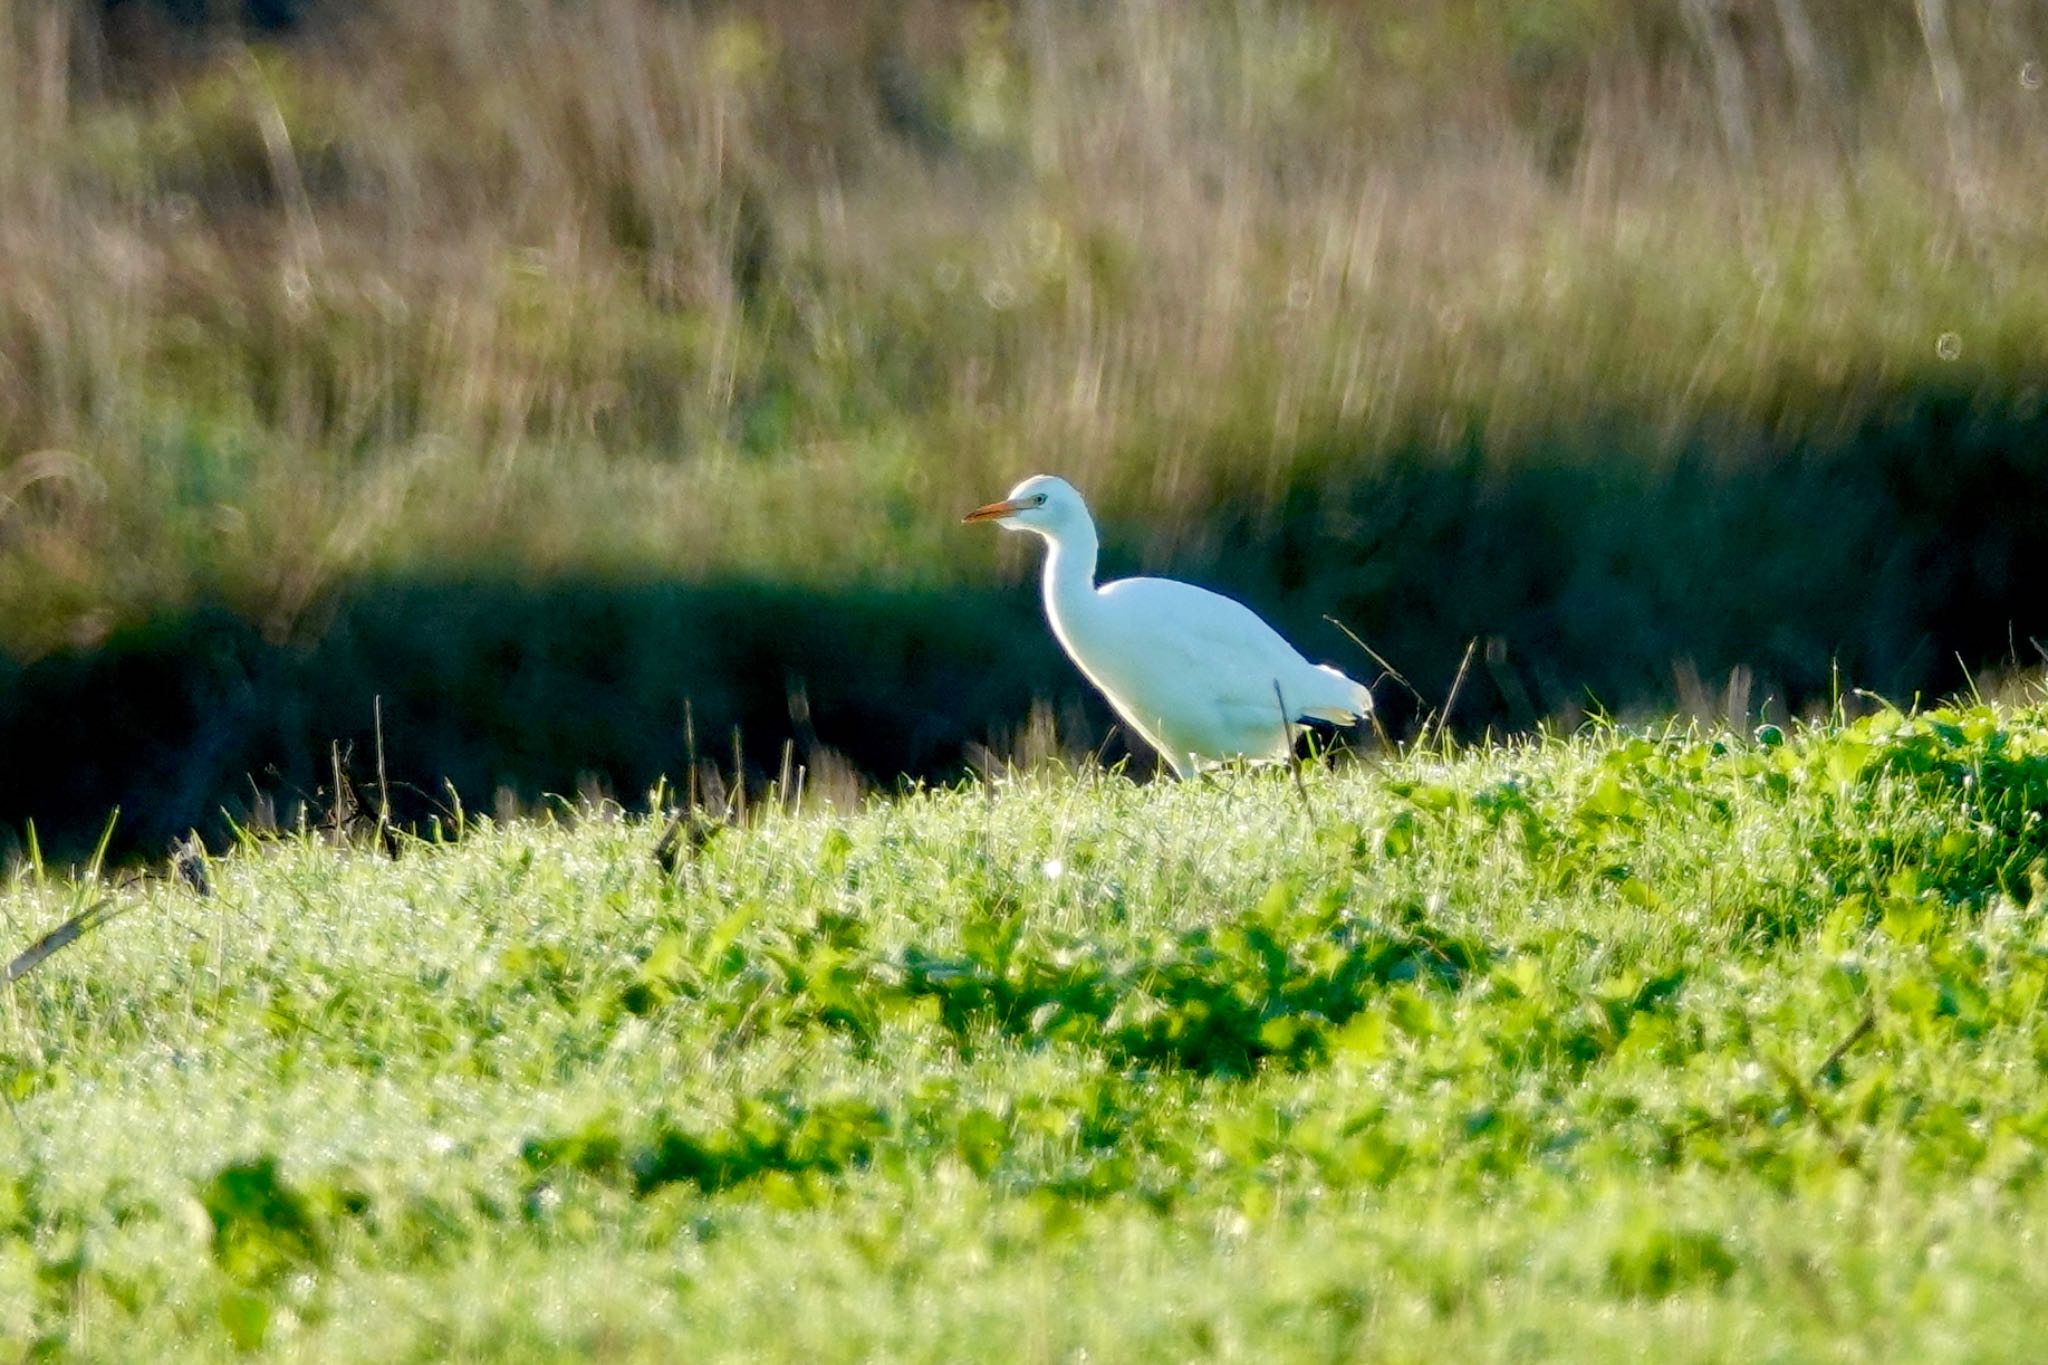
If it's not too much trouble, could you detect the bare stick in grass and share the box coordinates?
[6,811,129,985]
[5,898,124,985]
[1091,723,1124,774]
[1811,1009,1877,1088]
[1323,615,1419,703]
[684,698,699,814]
[1273,679,1313,819]
[1325,614,1407,751]
[731,727,747,824]
[374,695,393,846]
[1677,1005,1876,1162]
[1738,1005,1873,1165]
[329,740,354,837]
[1428,639,1478,754]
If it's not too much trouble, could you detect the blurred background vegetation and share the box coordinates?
[2,0,2045,857]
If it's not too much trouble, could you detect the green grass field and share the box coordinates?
[6,8,2046,1353]
[4,695,2047,1359]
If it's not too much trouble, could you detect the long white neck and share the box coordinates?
[1039,519,1100,631]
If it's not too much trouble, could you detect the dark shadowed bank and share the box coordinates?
[7,387,2047,864]
[0,582,1108,865]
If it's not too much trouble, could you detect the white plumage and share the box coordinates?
[965,474,1373,776]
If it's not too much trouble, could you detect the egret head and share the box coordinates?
[962,474,1089,539]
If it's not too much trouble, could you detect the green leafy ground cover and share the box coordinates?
[4,697,2048,1358]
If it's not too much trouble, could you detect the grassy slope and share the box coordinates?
[3,698,2048,1359]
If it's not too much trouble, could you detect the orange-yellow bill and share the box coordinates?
[962,498,1029,523]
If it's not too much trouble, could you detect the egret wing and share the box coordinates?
[1093,577,1313,713]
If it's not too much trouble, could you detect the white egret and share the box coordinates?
[965,475,1373,775]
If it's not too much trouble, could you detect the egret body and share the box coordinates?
[964,475,1373,775]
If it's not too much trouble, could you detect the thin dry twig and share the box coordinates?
[5,898,125,985]
[1811,1008,1877,1087]
[1324,614,1404,752]
[1324,615,1418,702]
[1669,1005,1877,1161]
[1739,1005,1873,1165]
[1428,639,1478,752]
[374,695,393,836]
[1274,679,1313,819]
